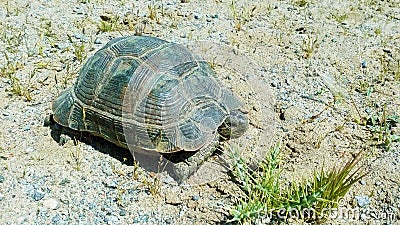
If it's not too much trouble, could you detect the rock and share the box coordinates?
[119,209,127,216]
[100,13,113,21]
[0,193,4,201]
[59,178,70,186]
[102,164,113,176]
[25,146,36,153]
[59,134,72,146]
[30,189,45,201]
[361,60,367,68]
[73,7,85,15]
[105,215,119,224]
[74,33,87,41]
[355,196,370,207]
[192,195,199,201]
[162,176,175,184]
[43,198,59,210]
[133,214,149,223]
[165,192,183,205]
[55,43,68,51]
[105,180,118,188]
[281,106,301,121]
[23,125,30,131]
[51,214,61,223]
[0,174,4,183]
[95,38,102,44]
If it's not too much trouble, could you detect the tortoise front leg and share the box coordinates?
[166,136,219,184]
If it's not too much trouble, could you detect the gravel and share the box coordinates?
[0,0,399,225]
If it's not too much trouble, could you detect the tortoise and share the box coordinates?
[52,35,248,183]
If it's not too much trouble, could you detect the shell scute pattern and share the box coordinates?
[53,35,248,159]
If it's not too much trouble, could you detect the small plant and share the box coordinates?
[132,161,140,180]
[395,60,400,81]
[332,13,348,24]
[366,107,399,151]
[135,20,148,36]
[229,143,367,223]
[142,156,164,196]
[40,19,55,37]
[98,15,120,32]
[302,34,319,59]
[69,140,83,171]
[5,68,36,101]
[230,1,256,31]
[148,2,157,20]
[8,75,32,101]
[142,173,161,196]
[72,42,87,63]
[294,0,309,7]
[5,1,20,17]
[116,182,127,207]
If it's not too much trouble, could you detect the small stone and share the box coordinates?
[52,214,61,223]
[360,213,367,220]
[30,189,45,201]
[192,195,199,201]
[59,134,71,146]
[59,178,70,186]
[43,198,59,210]
[281,106,301,121]
[119,209,127,216]
[23,125,31,131]
[360,180,366,185]
[206,18,212,22]
[0,175,4,183]
[134,214,149,223]
[355,196,370,207]
[95,38,102,44]
[165,192,183,205]
[211,14,219,19]
[74,33,85,40]
[102,165,113,176]
[25,147,36,153]
[73,7,85,14]
[106,180,118,188]
[194,14,201,19]
[361,60,367,69]
[55,43,68,50]
[100,13,113,21]
[162,176,175,184]
[0,193,4,201]
[88,202,96,210]
[106,215,119,224]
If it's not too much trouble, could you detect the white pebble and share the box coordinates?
[43,198,59,210]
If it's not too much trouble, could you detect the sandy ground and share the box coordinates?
[0,0,399,224]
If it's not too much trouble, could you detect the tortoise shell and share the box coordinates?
[52,35,247,161]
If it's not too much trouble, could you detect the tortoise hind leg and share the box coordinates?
[164,137,219,184]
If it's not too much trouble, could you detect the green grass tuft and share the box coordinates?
[229,143,367,223]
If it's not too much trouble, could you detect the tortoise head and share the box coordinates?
[218,109,249,139]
